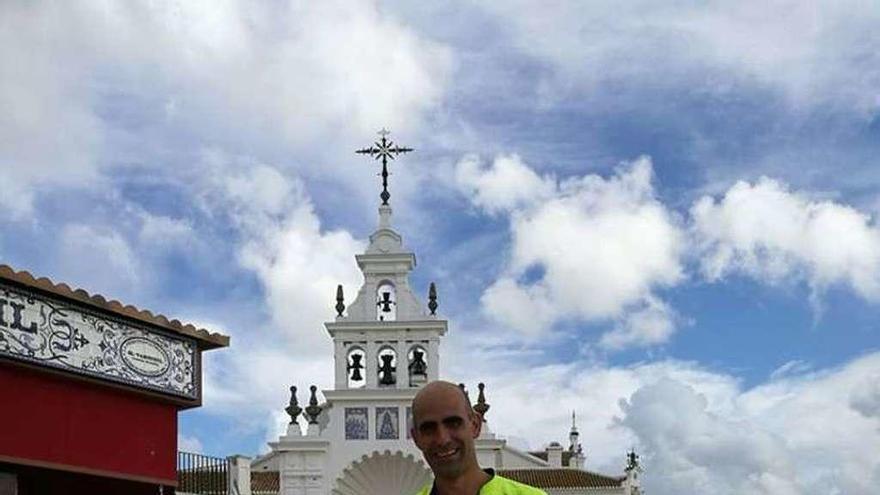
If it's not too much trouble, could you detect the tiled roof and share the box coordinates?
[499,469,625,489]
[252,471,279,493]
[529,450,574,466]
[0,264,229,349]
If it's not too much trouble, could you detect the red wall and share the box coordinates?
[0,364,177,484]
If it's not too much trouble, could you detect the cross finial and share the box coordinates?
[355,128,413,205]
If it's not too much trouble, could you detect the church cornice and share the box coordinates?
[323,387,419,402]
[325,319,447,337]
[355,252,416,271]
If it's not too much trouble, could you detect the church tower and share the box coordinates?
[328,201,445,392]
[259,129,638,495]
[265,129,441,495]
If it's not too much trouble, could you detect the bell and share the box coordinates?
[348,354,364,382]
[379,292,393,313]
[378,355,396,385]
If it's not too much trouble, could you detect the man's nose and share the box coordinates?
[435,424,453,444]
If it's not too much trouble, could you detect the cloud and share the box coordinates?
[454,154,555,215]
[138,213,195,247]
[446,338,880,495]
[619,352,880,494]
[479,0,880,114]
[620,378,799,494]
[0,3,103,218]
[188,158,363,429]
[56,224,141,299]
[849,373,880,420]
[0,0,452,216]
[460,155,684,346]
[691,177,880,304]
[178,433,204,453]
[598,296,678,351]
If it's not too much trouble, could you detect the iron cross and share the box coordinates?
[355,128,413,205]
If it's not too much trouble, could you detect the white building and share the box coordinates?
[244,198,642,495]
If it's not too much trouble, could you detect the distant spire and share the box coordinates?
[355,128,413,205]
[626,449,640,471]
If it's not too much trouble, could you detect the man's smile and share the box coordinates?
[432,447,461,462]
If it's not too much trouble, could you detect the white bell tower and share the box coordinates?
[269,130,440,495]
[328,203,446,391]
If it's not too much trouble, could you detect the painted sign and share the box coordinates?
[0,281,197,399]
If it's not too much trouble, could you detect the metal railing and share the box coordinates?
[177,451,229,494]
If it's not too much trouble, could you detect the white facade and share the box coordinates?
[257,204,638,495]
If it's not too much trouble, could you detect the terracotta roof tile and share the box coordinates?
[498,468,625,489]
[251,471,279,493]
[0,264,229,349]
[528,450,574,466]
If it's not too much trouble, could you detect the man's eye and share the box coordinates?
[419,423,437,434]
[444,417,463,428]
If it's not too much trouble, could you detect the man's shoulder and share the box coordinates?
[482,474,548,494]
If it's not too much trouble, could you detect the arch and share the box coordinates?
[346,346,366,388]
[377,345,397,387]
[332,450,432,495]
[376,280,397,321]
[407,344,428,386]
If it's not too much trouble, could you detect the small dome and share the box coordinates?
[549,441,561,447]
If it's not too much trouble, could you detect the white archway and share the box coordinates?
[332,450,432,495]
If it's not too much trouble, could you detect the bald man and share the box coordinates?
[410,381,546,495]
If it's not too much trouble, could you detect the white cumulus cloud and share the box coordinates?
[454,154,556,215]
[446,338,880,495]
[459,155,684,347]
[192,157,364,426]
[0,0,451,217]
[691,177,880,303]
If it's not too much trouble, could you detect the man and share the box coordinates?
[410,381,546,495]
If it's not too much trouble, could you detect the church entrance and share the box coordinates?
[331,451,432,495]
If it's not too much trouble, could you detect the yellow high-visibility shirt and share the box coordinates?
[413,470,547,495]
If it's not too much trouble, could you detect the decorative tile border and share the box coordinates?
[0,281,197,399]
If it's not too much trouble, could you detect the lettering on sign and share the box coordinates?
[0,282,197,399]
[120,337,171,377]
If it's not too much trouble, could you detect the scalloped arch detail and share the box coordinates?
[332,450,432,495]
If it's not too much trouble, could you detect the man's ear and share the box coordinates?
[470,411,482,439]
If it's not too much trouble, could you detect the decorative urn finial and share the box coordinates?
[305,385,322,425]
[458,383,470,404]
[428,282,438,315]
[285,386,302,424]
[335,284,345,317]
[473,382,490,421]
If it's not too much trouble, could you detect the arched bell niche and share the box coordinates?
[377,346,397,387]
[346,346,366,388]
[376,280,397,321]
[407,345,428,387]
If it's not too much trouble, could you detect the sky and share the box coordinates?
[2,1,880,493]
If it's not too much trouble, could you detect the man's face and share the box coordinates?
[411,386,482,478]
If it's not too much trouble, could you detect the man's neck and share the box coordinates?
[433,467,491,495]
